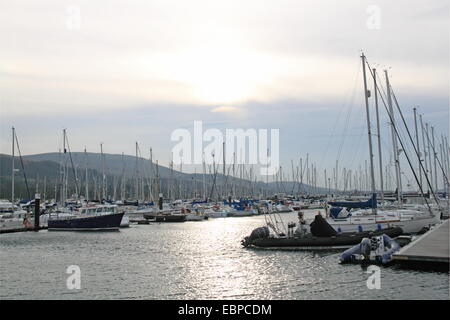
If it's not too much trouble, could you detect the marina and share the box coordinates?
[1,210,448,300]
[1,1,449,303]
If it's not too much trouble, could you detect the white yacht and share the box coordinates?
[318,207,440,234]
[205,205,232,218]
[0,199,34,229]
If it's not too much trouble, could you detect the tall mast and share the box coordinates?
[291,159,295,195]
[63,129,67,205]
[155,160,160,197]
[365,160,368,191]
[266,149,269,196]
[203,152,206,200]
[420,115,429,193]
[222,142,226,176]
[149,148,153,201]
[361,54,376,213]
[413,107,422,189]
[100,142,105,201]
[85,147,89,201]
[135,142,139,201]
[425,123,433,191]
[335,159,338,191]
[432,126,438,192]
[372,68,384,201]
[299,157,303,194]
[445,136,450,205]
[439,140,444,191]
[232,152,236,198]
[180,157,183,199]
[223,142,226,198]
[11,127,15,211]
[59,147,63,205]
[43,176,46,202]
[112,176,117,201]
[306,154,309,189]
[445,137,449,189]
[121,152,126,200]
[384,69,402,206]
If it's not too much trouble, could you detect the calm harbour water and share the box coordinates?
[1,210,448,300]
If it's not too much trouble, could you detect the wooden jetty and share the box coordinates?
[393,219,449,267]
[0,226,48,234]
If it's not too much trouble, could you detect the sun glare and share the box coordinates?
[167,48,266,105]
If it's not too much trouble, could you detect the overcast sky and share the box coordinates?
[1,0,448,188]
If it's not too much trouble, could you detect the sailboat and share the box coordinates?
[1,127,35,230]
[320,54,441,234]
[47,130,124,231]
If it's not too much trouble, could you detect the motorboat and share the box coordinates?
[242,212,403,250]
[47,204,125,231]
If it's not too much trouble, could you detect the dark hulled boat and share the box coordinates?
[154,214,186,222]
[48,212,124,231]
[242,213,404,249]
[243,227,403,249]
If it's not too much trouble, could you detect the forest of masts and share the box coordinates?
[10,60,450,205]
[35,118,449,205]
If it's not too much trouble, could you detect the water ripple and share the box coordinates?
[1,211,448,299]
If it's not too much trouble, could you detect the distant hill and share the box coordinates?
[1,152,325,201]
[23,152,172,179]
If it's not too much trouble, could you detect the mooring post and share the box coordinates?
[158,193,163,211]
[34,193,40,230]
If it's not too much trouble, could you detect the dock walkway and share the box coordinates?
[393,219,449,265]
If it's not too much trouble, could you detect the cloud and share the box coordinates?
[0,0,448,177]
[210,106,240,113]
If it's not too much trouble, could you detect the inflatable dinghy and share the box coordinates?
[339,234,401,265]
[242,226,403,249]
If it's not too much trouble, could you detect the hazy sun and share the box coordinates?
[167,48,265,104]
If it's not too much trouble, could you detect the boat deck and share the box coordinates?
[392,219,449,265]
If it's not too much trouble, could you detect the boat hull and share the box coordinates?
[208,211,229,218]
[185,213,206,221]
[325,214,439,234]
[154,214,186,222]
[228,210,257,217]
[48,212,124,231]
[248,227,403,249]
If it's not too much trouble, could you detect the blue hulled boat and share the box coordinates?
[48,212,124,231]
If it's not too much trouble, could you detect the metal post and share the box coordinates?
[34,193,40,230]
[158,193,163,210]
